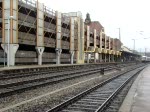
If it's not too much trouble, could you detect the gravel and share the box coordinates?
[0,64,140,112]
[0,67,96,85]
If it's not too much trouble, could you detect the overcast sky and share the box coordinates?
[39,0,150,52]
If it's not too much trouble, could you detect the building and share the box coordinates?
[0,0,85,65]
[84,13,122,63]
[0,0,123,66]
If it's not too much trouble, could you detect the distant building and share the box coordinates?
[121,46,132,53]
[88,21,104,33]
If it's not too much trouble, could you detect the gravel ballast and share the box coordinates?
[0,64,140,112]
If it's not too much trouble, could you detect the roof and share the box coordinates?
[89,21,104,33]
[121,46,133,53]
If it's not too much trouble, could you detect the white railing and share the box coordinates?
[44,6,56,16]
[19,0,36,8]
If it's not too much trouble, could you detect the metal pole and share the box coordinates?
[4,44,5,67]
[132,39,135,52]
[145,48,146,56]
[118,28,121,41]
[133,39,135,51]
[7,18,10,67]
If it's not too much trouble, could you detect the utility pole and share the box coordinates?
[132,39,135,52]
[145,48,147,56]
[117,28,121,41]
[118,28,121,41]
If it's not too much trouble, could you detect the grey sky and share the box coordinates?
[39,0,150,52]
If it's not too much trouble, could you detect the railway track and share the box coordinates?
[46,65,145,112]
[0,63,118,79]
[0,62,135,79]
[0,63,132,98]
[0,63,133,80]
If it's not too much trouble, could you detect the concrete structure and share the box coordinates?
[0,0,129,66]
[1,0,19,66]
[84,20,122,63]
[63,12,85,64]
[56,11,62,64]
[36,1,44,65]
[0,0,84,65]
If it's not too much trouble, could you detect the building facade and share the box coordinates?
[0,0,122,66]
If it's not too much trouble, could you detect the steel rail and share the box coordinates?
[0,66,106,88]
[95,68,144,112]
[0,63,140,99]
[0,64,112,79]
[0,63,132,80]
[0,65,99,80]
[0,67,111,98]
[46,65,145,112]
